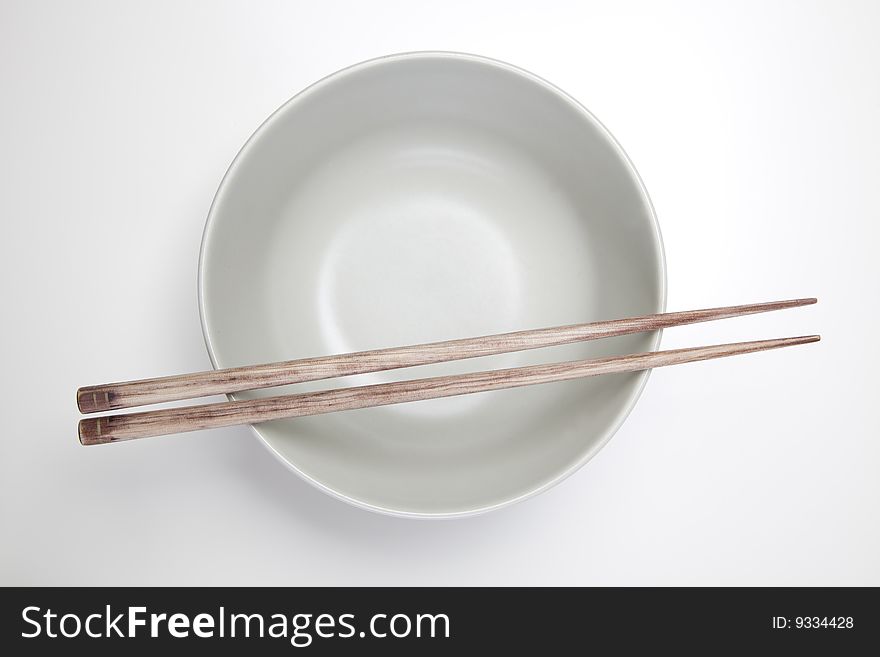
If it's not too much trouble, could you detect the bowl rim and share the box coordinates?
[197,50,668,518]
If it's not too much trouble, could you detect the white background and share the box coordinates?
[1,0,878,585]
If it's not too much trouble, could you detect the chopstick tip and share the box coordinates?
[785,297,817,308]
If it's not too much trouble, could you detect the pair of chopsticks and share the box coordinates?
[77,298,818,445]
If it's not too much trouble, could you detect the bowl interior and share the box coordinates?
[200,53,664,516]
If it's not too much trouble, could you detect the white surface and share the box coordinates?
[1,0,877,585]
[199,52,664,516]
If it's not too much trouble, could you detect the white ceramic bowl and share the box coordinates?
[199,52,666,517]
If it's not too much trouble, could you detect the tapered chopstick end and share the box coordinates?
[779,334,820,349]
[775,297,817,310]
[778,334,820,347]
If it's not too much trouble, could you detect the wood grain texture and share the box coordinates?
[79,335,819,445]
[77,298,816,413]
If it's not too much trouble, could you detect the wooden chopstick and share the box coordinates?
[79,335,819,445]
[77,298,816,413]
